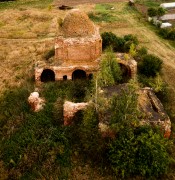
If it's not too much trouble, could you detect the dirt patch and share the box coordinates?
[135,3,148,17]
[55,0,127,6]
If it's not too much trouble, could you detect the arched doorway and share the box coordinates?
[119,63,131,83]
[72,69,86,80]
[40,69,55,82]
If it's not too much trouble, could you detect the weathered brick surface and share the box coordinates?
[35,9,102,82]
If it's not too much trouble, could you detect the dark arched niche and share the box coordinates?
[119,63,131,83]
[72,69,86,80]
[40,69,55,82]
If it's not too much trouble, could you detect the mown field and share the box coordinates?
[1,0,175,179]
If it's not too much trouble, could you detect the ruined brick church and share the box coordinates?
[35,9,102,82]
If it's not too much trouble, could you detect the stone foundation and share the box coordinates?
[116,53,137,80]
[28,92,45,112]
[35,63,99,82]
[63,101,89,125]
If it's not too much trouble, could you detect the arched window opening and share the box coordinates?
[72,69,86,80]
[63,75,67,80]
[40,69,55,82]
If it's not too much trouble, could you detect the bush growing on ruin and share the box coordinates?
[138,54,163,77]
[106,82,172,178]
[97,49,122,86]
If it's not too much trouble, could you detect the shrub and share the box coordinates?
[101,32,138,52]
[167,29,175,40]
[138,74,165,93]
[137,46,148,56]
[147,7,157,17]
[157,7,166,17]
[101,32,118,50]
[124,34,139,46]
[159,28,169,39]
[113,36,125,52]
[138,54,163,77]
[108,126,172,178]
[159,28,175,40]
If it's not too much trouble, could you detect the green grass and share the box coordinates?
[0,80,93,178]
[0,0,54,10]
[88,4,117,23]
[137,0,162,8]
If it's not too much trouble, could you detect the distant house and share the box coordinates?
[160,2,175,24]
[160,14,175,21]
[160,2,175,9]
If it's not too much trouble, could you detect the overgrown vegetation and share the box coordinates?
[109,126,172,178]
[138,54,163,77]
[0,81,92,178]
[147,7,165,17]
[159,28,175,40]
[97,49,122,86]
[1,1,175,179]
[101,32,138,52]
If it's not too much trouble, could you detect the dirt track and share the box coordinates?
[55,0,127,6]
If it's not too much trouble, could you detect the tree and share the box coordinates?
[129,43,137,57]
[138,54,163,77]
[109,81,139,132]
[101,32,118,50]
[147,7,157,17]
[157,7,166,17]
[97,49,122,86]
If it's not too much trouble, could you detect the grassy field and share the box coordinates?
[1,0,175,179]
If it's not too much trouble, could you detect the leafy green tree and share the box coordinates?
[124,34,139,46]
[109,81,139,132]
[97,49,122,86]
[138,54,163,77]
[157,7,166,17]
[129,43,137,57]
[137,46,148,57]
[101,32,118,50]
[101,32,125,52]
[147,7,157,17]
